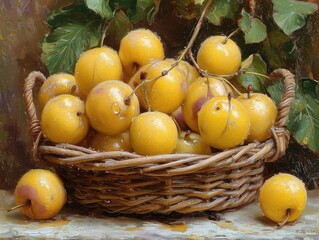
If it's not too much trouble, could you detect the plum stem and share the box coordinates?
[100,10,117,47]
[247,85,253,99]
[124,97,131,106]
[140,71,148,80]
[143,85,151,112]
[184,130,192,141]
[188,50,208,78]
[243,71,270,80]
[70,85,77,95]
[205,76,210,99]
[221,93,232,135]
[171,115,182,133]
[100,20,111,47]
[222,28,240,45]
[7,200,31,213]
[277,209,291,228]
[131,62,181,111]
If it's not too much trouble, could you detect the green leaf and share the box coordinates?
[47,2,92,28]
[238,9,267,44]
[206,0,240,26]
[300,79,319,100]
[147,0,161,25]
[272,0,318,36]
[262,29,291,69]
[85,0,113,19]
[47,4,77,28]
[290,94,319,151]
[237,54,267,93]
[107,10,133,48]
[267,79,319,151]
[113,0,136,9]
[128,0,158,24]
[240,54,254,69]
[42,19,102,75]
[266,80,284,105]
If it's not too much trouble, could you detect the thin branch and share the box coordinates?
[129,64,177,100]
[176,0,213,63]
[222,28,240,44]
[100,10,118,47]
[243,71,271,80]
[127,0,213,104]
[100,21,110,47]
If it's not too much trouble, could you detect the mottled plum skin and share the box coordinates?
[17,185,46,216]
[192,97,207,126]
[172,107,188,130]
[182,77,232,132]
[14,169,66,220]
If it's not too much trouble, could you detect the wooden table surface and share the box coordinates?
[0,190,318,239]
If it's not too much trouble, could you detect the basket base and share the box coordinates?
[56,163,263,216]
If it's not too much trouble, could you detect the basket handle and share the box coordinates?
[267,68,295,162]
[23,71,46,140]
[269,68,295,128]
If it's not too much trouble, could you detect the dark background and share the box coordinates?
[0,0,74,189]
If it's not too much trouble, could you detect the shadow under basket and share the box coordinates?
[23,68,295,215]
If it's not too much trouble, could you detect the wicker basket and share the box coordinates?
[23,68,295,215]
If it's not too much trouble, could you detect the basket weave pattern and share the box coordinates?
[23,69,295,214]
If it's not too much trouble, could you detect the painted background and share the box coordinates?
[0,0,74,189]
